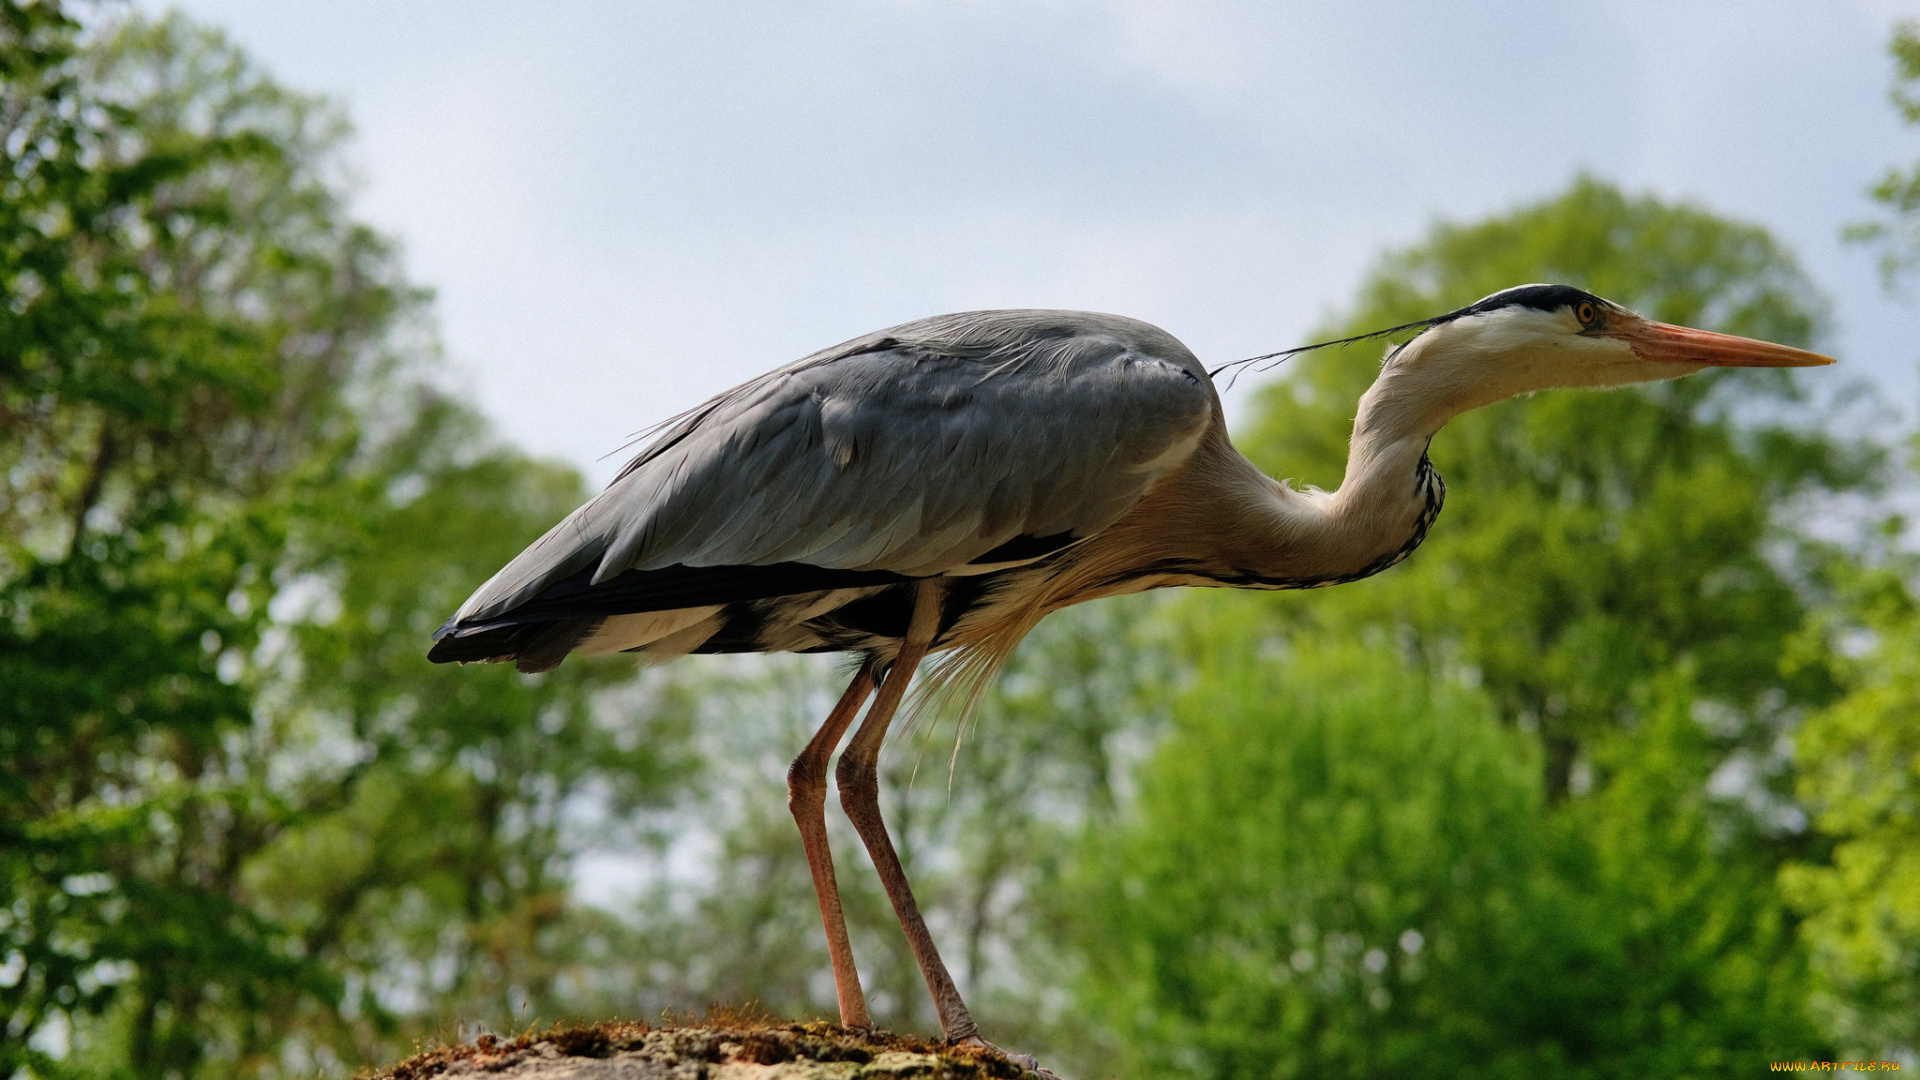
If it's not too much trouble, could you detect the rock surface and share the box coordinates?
[365,1020,1037,1080]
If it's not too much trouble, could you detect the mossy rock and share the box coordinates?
[364,1019,1040,1080]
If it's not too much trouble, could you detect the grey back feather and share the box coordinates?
[450,310,1218,627]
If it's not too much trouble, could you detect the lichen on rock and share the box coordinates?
[364,1019,1038,1080]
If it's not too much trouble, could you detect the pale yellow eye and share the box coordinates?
[1575,301,1597,326]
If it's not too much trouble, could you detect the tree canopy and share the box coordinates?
[0,11,690,1077]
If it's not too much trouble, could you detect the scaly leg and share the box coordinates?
[787,658,880,1029]
[831,583,1059,1076]
[833,581,987,1039]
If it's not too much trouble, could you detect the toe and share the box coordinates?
[953,1036,1060,1078]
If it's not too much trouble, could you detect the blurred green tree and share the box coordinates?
[1059,178,1862,1076]
[1778,18,1920,1058]
[239,399,694,1071]
[1781,556,1920,1054]
[0,11,689,1077]
[1066,639,1550,1078]
[1845,19,1920,287]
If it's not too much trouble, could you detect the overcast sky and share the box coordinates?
[145,0,1920,487]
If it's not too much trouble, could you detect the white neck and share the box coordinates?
[1213,343,1471,586]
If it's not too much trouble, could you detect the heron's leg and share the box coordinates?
[834,580,985,1042]
[787,658,880,1029]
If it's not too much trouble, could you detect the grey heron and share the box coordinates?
[428,285,1831,1066]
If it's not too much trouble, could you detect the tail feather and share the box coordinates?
[426,616,600,672]
[426,622,545,665]
[511,617,601,673]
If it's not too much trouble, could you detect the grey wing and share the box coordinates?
[438,309,1217,633]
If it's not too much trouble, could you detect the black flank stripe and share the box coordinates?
[433,560,913,643]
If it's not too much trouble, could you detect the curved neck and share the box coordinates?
[1327,349,1471,511]
[1209,356,1462,586]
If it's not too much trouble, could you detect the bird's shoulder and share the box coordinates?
[614,309,1214,481]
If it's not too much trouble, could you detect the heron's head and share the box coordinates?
[1391,283,1834,414]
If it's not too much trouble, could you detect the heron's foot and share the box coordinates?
[954,1035,1064,1079]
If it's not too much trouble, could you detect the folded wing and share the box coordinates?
[429,309,1217,664]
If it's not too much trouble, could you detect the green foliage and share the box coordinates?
[238,399,695,1065]
[0,12,692,1077]
[1782,556,1920,1052]
[1548,670,1829,1071]
[1779,17,1920,1054]
[1065,647,1831,1079]
[1845,20,1920,286]
[1067,639,1547,1078]
[0,10,398,1075]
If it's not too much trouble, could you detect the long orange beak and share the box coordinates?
[1609,317,1836,368]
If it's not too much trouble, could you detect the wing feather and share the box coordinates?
[440,310,1217,636]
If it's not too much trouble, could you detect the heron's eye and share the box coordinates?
[1575,301,1598,327]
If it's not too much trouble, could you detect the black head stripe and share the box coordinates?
[1455,283,1605,317]
[1209,283,1612,386]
